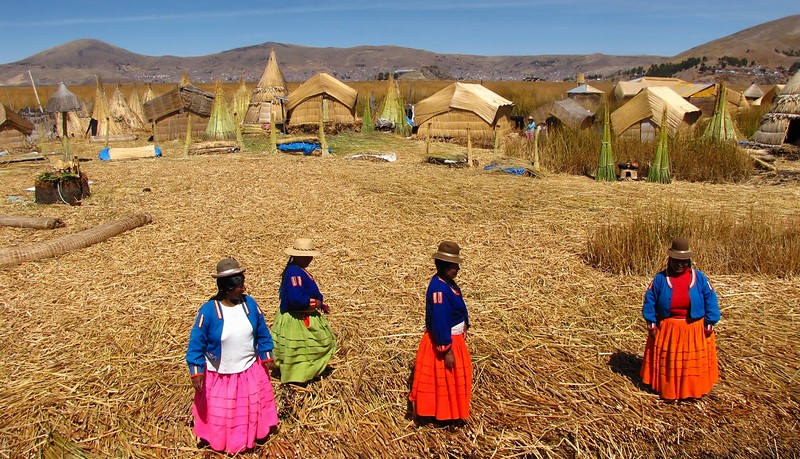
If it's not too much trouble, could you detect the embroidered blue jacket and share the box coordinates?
[186,295,274,377]
[642,268,721,327]
[280,265,323,313]
[425,275,469,352]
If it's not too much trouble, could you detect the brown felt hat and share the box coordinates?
[212,257,246,278]
[667,237,694,260]
[285,238,321,257]
[432,240,463,264]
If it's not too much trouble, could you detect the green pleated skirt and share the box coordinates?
[272,310,336,383]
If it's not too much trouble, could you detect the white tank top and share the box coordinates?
[205,302,256,374]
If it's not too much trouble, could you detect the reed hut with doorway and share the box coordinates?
[531,98,595,130]
[611,86,701,141]
[751,71,800,148]
[286,73,358,128]
[414,82,514,143]
[244,49,287,127]
[142,76,214,141]
[567,83,604,111]
[0,105,35,150]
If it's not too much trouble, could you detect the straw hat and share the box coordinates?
[667,237,694,260]
[285,238,321,257]
[212,257,246,278]
[432,240,463,264]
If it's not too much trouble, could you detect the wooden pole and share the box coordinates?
[270,118,278,154]
[533,126,540,170]
[319,96,328,155]
[426,123,431,156]
[184,115,192,156]
[467,128,473,167]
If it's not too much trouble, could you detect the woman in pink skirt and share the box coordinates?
[186,258,279,453]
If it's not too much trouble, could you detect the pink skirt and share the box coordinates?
[192,360,279,454]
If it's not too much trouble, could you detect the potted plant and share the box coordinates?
[36,82,90,205]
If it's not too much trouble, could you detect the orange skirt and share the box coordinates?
[641,317,718,400]
[409,332,472,420]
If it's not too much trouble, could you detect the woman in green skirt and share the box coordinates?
[272,238,336,383]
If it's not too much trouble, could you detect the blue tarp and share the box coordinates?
[483,164,532,176]
[277,142,330,155]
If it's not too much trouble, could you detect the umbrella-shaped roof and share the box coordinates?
[46,83,81,113]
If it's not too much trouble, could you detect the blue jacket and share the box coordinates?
[425,275,469,351]
[186,295,274,377]
[642,268,720,327]
[280,265,323,313]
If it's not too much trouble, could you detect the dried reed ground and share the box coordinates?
[0,134,798,458]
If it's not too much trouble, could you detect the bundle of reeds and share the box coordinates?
[205,82,237,141]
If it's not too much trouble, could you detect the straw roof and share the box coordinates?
[613,77,712,100]
[743,83,765,99]
[611,86,702,137]
[45,83,81,114]
[414,82,513,127]
[286,73,357,112]
[532,98,595,130]
[751,71,800,146]
[257,49,287,91]
[0,104,34,136]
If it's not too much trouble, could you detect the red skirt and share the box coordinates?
[641,317,718,400]
[409,332,472,420]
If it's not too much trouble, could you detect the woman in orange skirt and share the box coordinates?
[409,241,472,421]
[641,237,721,400]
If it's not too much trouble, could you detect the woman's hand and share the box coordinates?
[444,350,455,369]
[263,359,275,371]
[192,375,205,392]
[648,328,658,340]
[309,298,321,309]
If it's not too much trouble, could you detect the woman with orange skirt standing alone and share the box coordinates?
[409,241,472,421]
[641,237,721,400]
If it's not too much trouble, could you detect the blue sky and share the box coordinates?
[1,0,797,64]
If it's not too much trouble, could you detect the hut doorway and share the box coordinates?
[787,119,800,146]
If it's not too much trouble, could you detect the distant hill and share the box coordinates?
[0,14,798,86]
[674,14,800,68]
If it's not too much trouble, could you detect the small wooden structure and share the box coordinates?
[566,83,604,111]
[0,104,35,150]
[143,79,214,141]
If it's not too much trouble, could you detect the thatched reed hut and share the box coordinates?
[687,84,748,116]
[531,98,595,130]
[286,73,358,126]
[142,79,214,141]
[91,79,126,137]
[566,83,604,111]
[109,84,145,132]
[245,49,287,126]
[414,82,514,141]
[751,71,800,147]
[743,83,765,105]
[760,84,784,107]
[611,86,701,141]
[0,104,35,149]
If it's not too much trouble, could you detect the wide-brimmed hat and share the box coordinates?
[667,237,694,260]
[432,240,463,264]
[285,238,321,257]
[212,257,246,278]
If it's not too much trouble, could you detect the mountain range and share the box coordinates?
[0,14,798,86]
